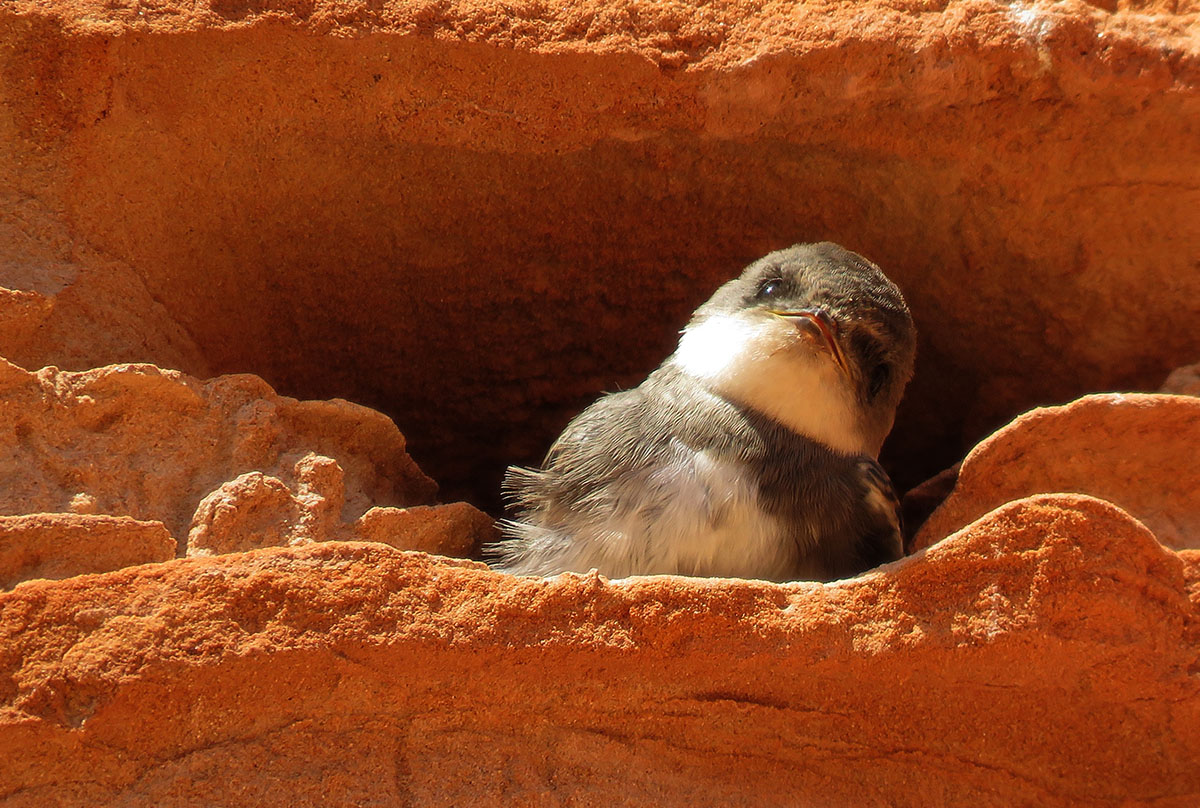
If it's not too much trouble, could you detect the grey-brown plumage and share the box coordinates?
[489,242,917,582]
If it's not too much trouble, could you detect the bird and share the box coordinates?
[488,242,917,582]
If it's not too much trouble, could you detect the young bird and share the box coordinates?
[490,242,917,582]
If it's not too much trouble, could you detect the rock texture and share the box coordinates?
[353,502,498,559]
[914,394,1200,552]
[0,358,497,585]
[1162,362,1200,397]
[3,0,1200,803]
[0,513,174,590]
[2,0,1198,503]
[0,358,434,544]
[186,470,496,558]
[1,494,1197,806]
[0,210,211,380]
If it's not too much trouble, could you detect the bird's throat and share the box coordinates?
[671,312,870,457]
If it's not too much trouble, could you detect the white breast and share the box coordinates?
[562,444,809,580]
[670,311,867,457]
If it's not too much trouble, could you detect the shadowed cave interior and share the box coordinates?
[33,31,1193,519]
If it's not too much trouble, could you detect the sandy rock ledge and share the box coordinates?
[0,494,1197,806]
[914,394,1200,552]
[0,513,174,589]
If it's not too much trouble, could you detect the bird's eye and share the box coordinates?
[758,279,784,299]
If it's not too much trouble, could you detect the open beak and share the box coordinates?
[770,308,850,375]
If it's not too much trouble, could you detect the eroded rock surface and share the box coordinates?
[353,502,497,559]
[1163,362,1200,397]
[0,197,211,379]
[914,394,1200,552]
[2,0,1198,503]
[1,494,1197,806]
[2,0,1199,801]
[186,470,317,556]
[0,359,436,560]
[0,513,174,590]
[186,462,496,558]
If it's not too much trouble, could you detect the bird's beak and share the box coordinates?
[769,308,850,375]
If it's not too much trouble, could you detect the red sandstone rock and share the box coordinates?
[186,455,350,556]
[0,214,211,378]
[2,0,1199,800]
[186,458,496,558]
[1,0,1197,502]
[353,501,497,558]
[186,471,308,556]
[0,359,435,547]
[1162,362,1200,396]
[0,494,1196,805]
[0,513,174,590]
[0,358,490,581]
[914,394,1200,552]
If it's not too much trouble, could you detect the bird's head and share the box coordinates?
[671,242,916,457]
